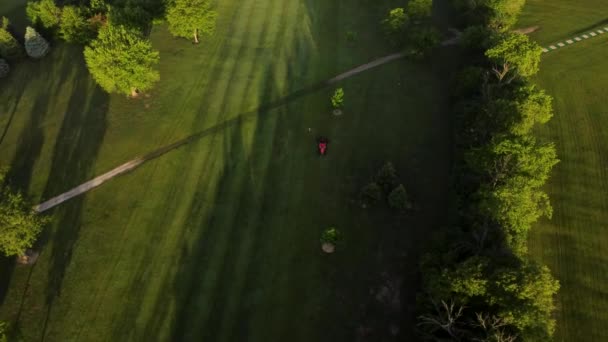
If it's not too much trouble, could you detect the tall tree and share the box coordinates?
[84,24,159,96]
[26,0,61,29]
[59,6,94,43]
[485,32,542,80]
[166,0,217,43]
[0,174,46,257]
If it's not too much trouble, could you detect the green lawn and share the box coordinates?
[0,0,452,341]
[519,2,608,341]
[518,0,608,44]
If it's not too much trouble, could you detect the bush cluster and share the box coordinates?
[360,162,412,211]
[416,1,560,341]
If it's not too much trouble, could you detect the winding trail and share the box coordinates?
[34,52,413,212]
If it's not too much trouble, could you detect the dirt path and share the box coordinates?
[34,51,415,212]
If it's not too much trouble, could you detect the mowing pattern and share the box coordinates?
[542,26,608,53]
[33,52,408,213]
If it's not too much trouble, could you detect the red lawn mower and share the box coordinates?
[317,137,328,156]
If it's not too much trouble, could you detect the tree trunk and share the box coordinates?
[194,29,199,44]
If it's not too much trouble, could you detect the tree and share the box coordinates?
[408,26,441,56]
[510,85,553,135]
[0,179,46,257]
[24,26,50,58]
[485,33,542,80]
[0,59,9,78]
[331,87,344,108]
[407,0,433,20]
[382,8,408,46]
[0,27,23,61]
[59,6,94,43]
[470,137,559,254]
[388,184,412,211]
[26,0,61,29]
[489,262,560,339]
[84,24,160,96]
[166,0,217,43]
[486,0,526,32]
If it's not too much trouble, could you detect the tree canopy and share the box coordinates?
[485,32,543,79]
[59,6,94,43]
[0,27,22,61]
[26,0,61,29]
[0,175,46,257]
[166,0,217,43]
[84,24,160,96]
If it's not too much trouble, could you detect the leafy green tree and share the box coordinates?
[26,0,61,29]
[486,0,526,32]
[408,26,440,56]
[382,8,408,46]
[24,26,50,58]
[407,0,433,20]
[510,85,553,135]
[84,24,160,96]
[388,184,411,211]
[470,136,559,253]
[0,59,9,78]
[166,0,217,43]
[108,3,152,31]
[485,32,542,80]
[452,0,525,31]
[489,262,560,339]
[60,6,94,43]
[0,179,47,257]
[0,27,23,61]
[331,87,344,109]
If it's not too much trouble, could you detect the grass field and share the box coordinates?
[0,0,452,341]
[519,2,608,341]
[518,0,608,44]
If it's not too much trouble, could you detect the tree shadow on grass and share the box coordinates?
[34,69,109,340]
[0,46,80,306]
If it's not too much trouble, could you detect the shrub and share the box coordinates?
[360,182,382,205]
[388,184,411,211]
[320,227,340,245]
[375,162,399,192]
[0,27,23,61]
[24,26,50,58]
[0,59,9,78]
[382,8,408,46]
[331,88,344,109]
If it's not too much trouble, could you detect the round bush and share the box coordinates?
[360,182,382,205]
[24,26,50,59]
[388,184,411,211]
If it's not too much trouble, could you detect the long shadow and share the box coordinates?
[571,18,608,36]
[35,67,109,340]
[0,45,78,306]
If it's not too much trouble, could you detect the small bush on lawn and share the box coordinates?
[388,184,411,211]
